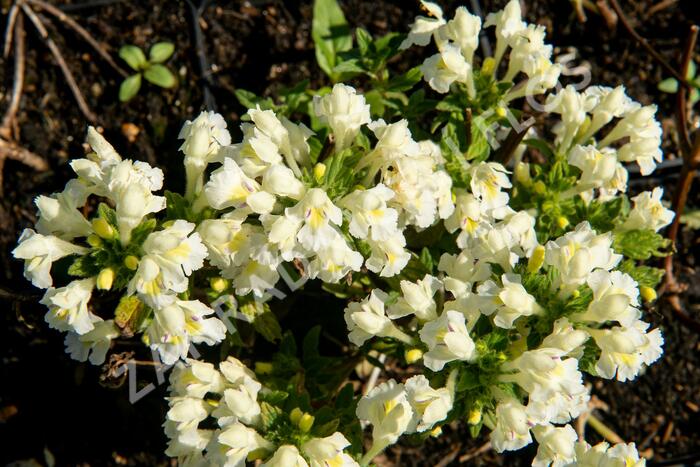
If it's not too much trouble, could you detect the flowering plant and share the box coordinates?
[14,1,673,465]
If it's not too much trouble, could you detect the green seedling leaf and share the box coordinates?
[119,74,142,102]
[119,45,147,71]
[144,64,177,88]
[657,77,679,94]
[149,42,175,63]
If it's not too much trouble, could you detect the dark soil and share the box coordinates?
[1,0,699,465]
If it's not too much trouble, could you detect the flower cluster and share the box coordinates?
[14,0,675,465]
[165,358,358,467]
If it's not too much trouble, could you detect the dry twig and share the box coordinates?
[20,2,98,123]
[26,0,129,78]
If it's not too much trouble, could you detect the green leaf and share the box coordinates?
[355,27,372,55]
[331,59,365,80]
[67,255,99,278]
[98,203,119,229]
[234,88,275,111]
[385,66,422,92]
[165,191,190,221]
[252,307,283,343]
[303,326,322,361]
[119,74,142,102]
[312,0,352,80]
[658,77,679,94]
[617,259,665,289]
[143,64,177,88]
[688,60,697,79]
[119,45,147,71]
[130,218,157,247]
[419,247,434,273]
[260,402,284,431]
[149,42,175,63]
[613,229,672,260]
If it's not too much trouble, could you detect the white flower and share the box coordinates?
[344,290,411,346]
[164,396,212,458]
[34,189,92,240]
[490,399,533,452]
[179,111,231,198]
[505,24,552,81]
[474,274,541,329]
[114,181,167,244]
[573,270,640,327]
[420,44,473,95]
[248,106,312,175]
[13,229,88,289]
[128,220,208,308]
[362,119,420,176]
[145,299,227,365]
[364,234,411,278]
[600,105,662,175]
[228,259,280,298]
[540,318,589,357]
[341,184,400,241]
[589,321,663,382]
[444,191,489,238]
[313,84,371,152]
[356,379,414,448]
[213,376,262,427]
[208,422,272,467]
[622,187,674,232]
[302,433,359,467]
[419,310,477,371]
[484,0,525,67]
[262,445,308,467]
[547,86,588,151]
[468,162,512,212]
[441,7,481,62]
[568,145,618,189]
[501,348,588,423]
[205,158,274,214]
[387,274,441,321]
[262,164,306,200]
[532,424,578,467]
[400,1,445,50]
[169,359,226,398]
[404,375,452,432]
[570,441,646,467]
[41,278,96,335]
[438,250,492,299]
[544,222,622,291]
[286,188,343,252]
[307,232,363,283]
[64,317,119,364]
[583,86,638,140]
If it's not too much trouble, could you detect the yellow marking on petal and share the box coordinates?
[166,242,192,261]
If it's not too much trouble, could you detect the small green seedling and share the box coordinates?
[658,60,700,104]
[119,42,177,102]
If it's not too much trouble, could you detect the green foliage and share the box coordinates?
[118,42,177,102]
[617,259,665,289]
[312,0,353,82]
[613,229,672,260]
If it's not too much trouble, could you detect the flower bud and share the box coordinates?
[495,106,507,118]
[124,255,140,270]
[87,234,102,248]
[92,218,115,240]
[557,216,570,229]
[468,408,482,425]
[405,348,424,364]
[533,180,547,195]
[313,163,327,183]
[255,361,273,375]
[640,286,657,302]
[290,407,303,425]
[430,426,443,437]
[527,245,545,273]
[482,56,496,75]
[97,267,115,291]
[210,277,229,293]
[299,413,315,433]
[514,162,531,186]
